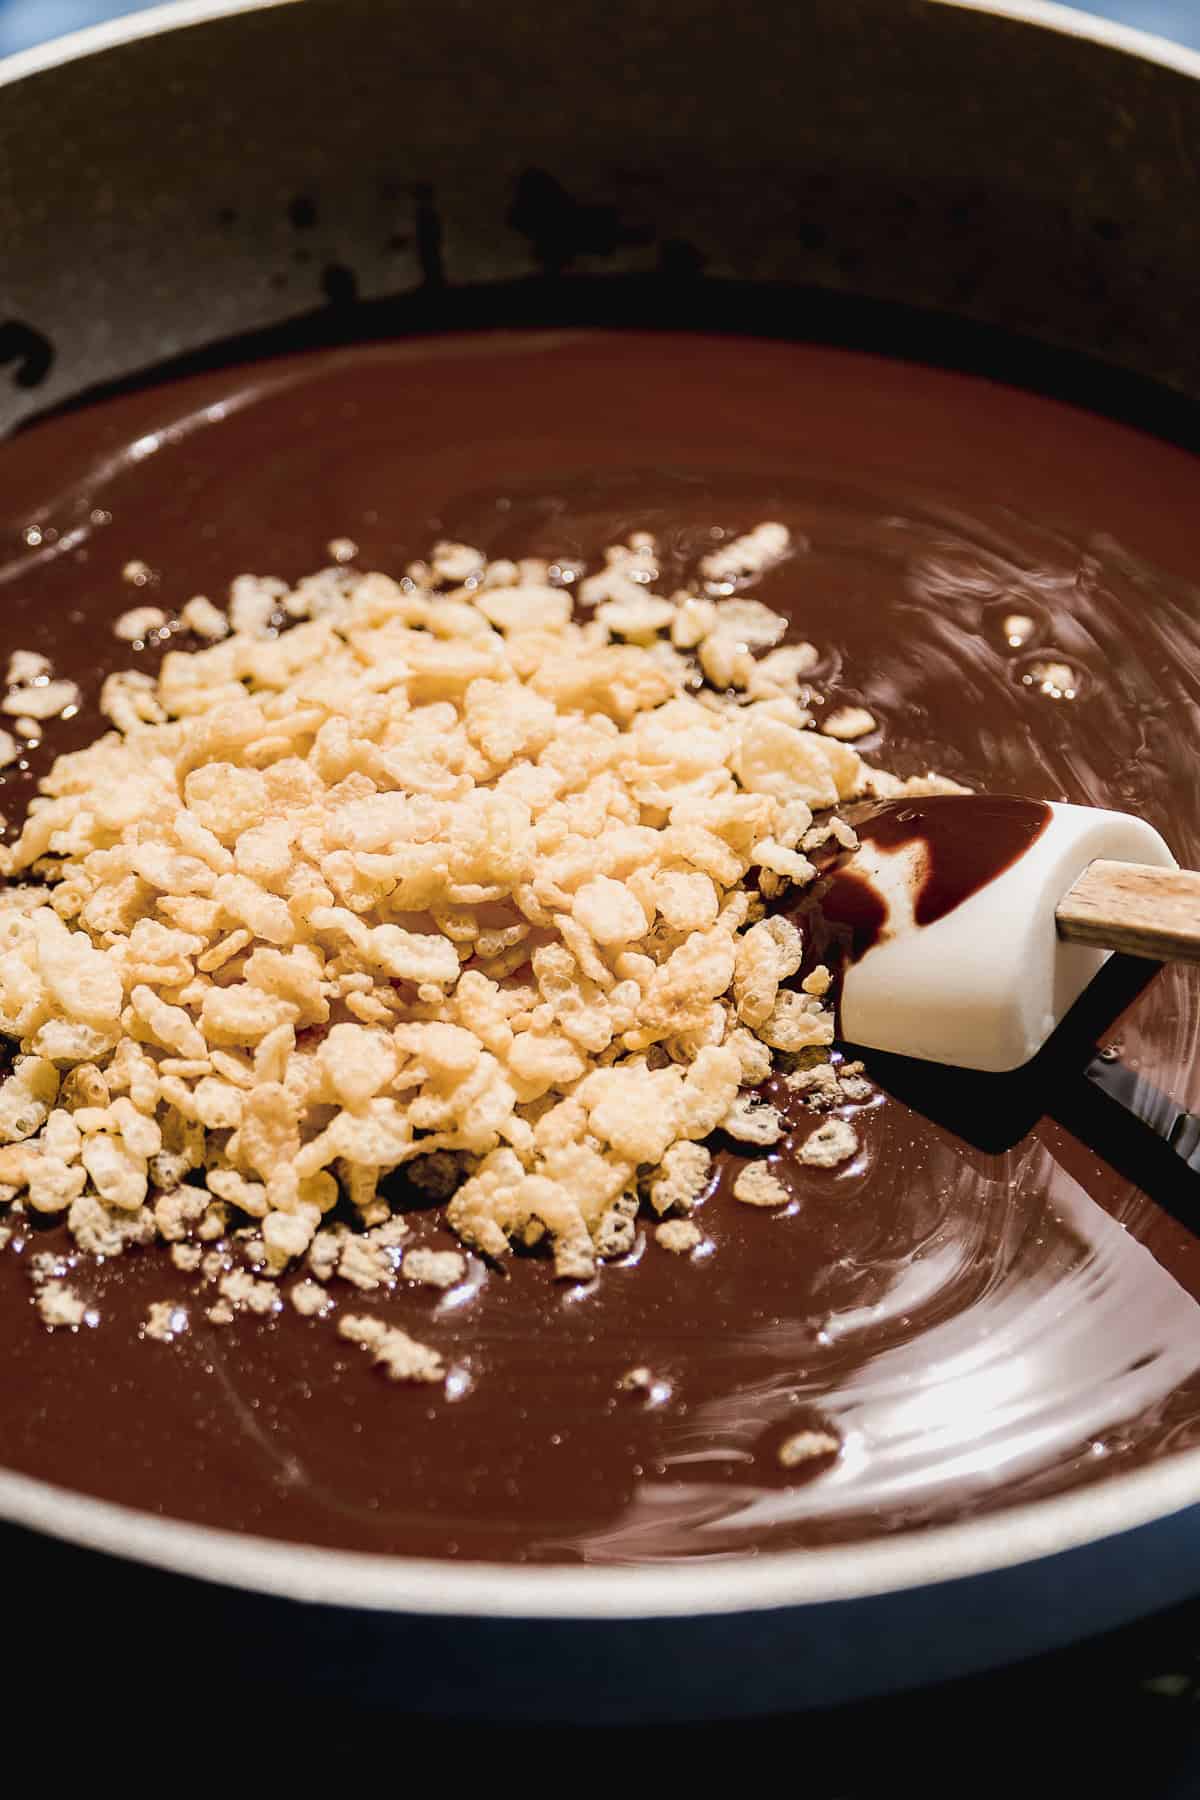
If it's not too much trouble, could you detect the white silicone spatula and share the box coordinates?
[819,796,1186,1072]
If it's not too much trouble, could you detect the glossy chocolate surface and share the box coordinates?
[2,331,1200,1563]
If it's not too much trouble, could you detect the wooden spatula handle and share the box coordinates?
[1056,861,1200,963]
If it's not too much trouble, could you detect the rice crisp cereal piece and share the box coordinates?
[180,596,229,640]
[2,679,79,720]
[115,606,168,643]
[6,650,50,687]
[338,1313,444,1383]
[141,1300,188,1342]
[655,1218,701,1254]
[798,1118,860,1168]
[721,1094,784,1146]
[778,1429,840,1468]
[733,1163,790,1207]
[36,1281,87,1329]
[646,1141,712,1216]
[403,1247,466,1288]
[291,1278,333,1318]
[699,522,791,586]
[821,705,876,741]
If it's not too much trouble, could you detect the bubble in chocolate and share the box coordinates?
[1003,611,1036,647]
[1013,649,1087,700]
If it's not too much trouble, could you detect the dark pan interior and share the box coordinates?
[1,0,1199,429]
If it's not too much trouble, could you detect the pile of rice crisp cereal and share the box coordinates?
[0,522,954,1379]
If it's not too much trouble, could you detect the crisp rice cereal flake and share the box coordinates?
[778,1429,840,1468]
[733,1163,790,1207]
[655,1218,702,1254]
[798,1118,859,1168]
[403,1247,466,1288]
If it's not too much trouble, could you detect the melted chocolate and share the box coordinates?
[819,795,1052,958]
[811,864,889,963]
[2,331,1200,1565]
